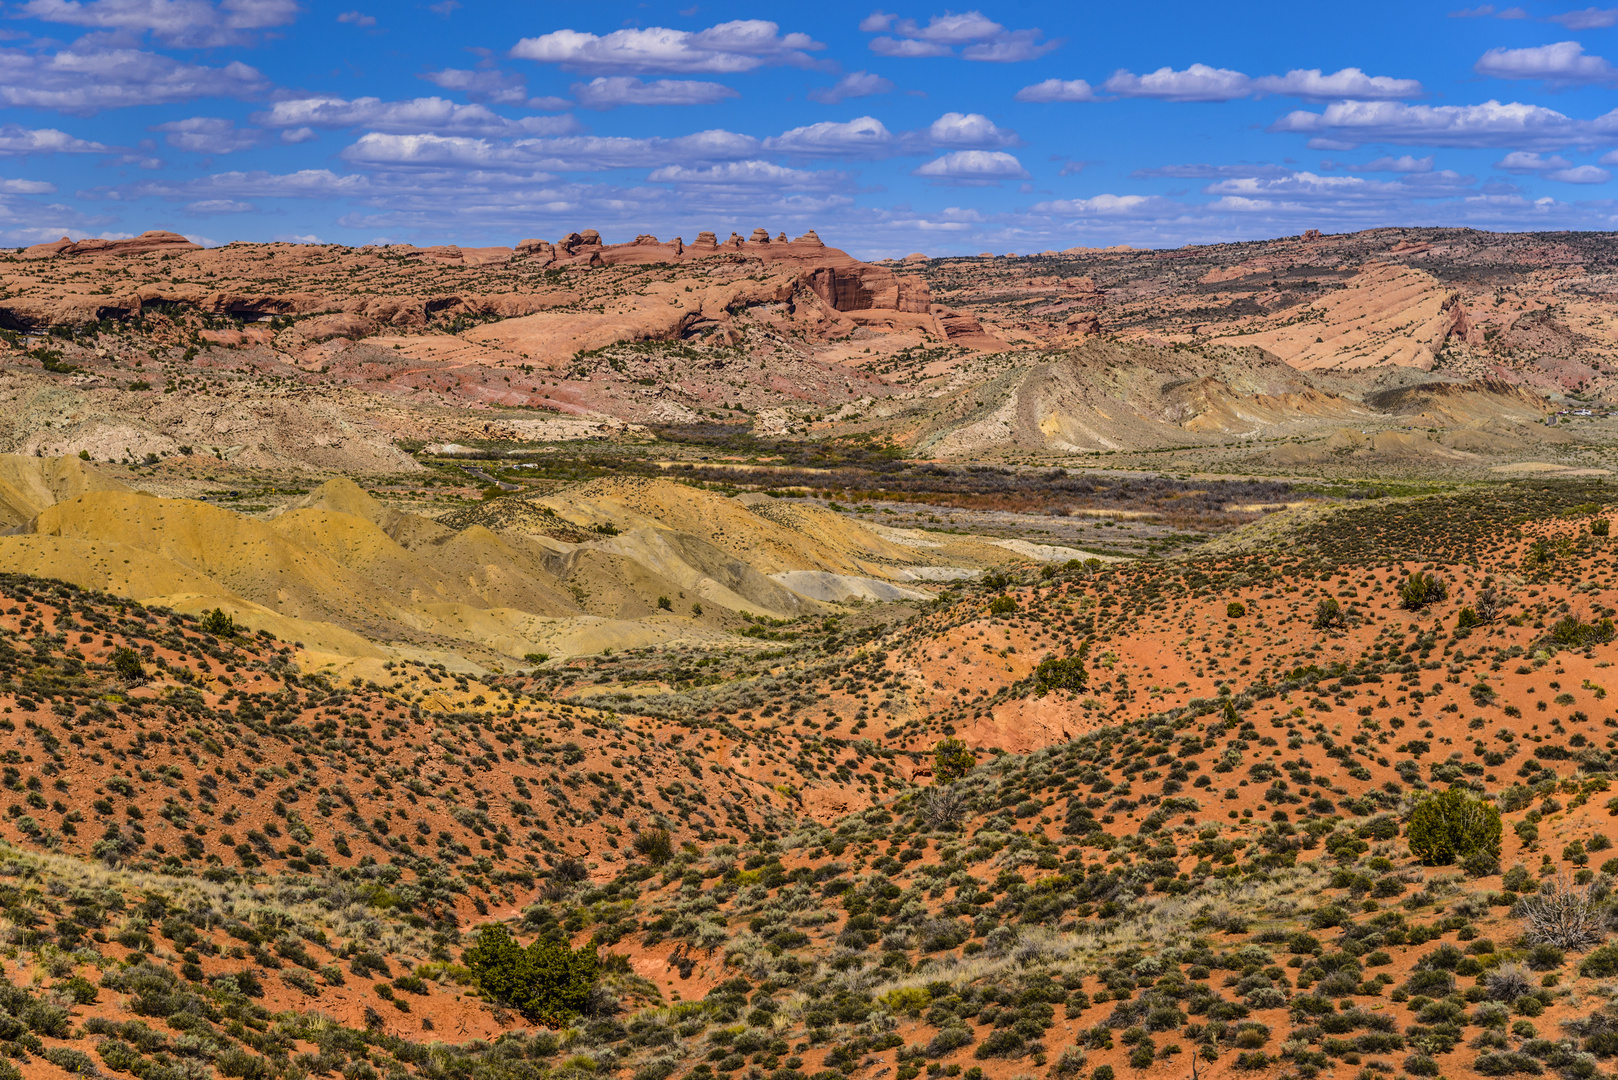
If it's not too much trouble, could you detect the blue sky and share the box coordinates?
[3,0,1618,256]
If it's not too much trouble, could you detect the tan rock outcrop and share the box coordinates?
[300,313,377,342]
[1065,311,1101,336]
[23,230,200,260]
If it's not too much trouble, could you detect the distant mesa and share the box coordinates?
[1,222,977,351]
[1059,245,1137,255]
[23,230,200,260]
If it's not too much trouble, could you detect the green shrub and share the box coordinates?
[933,738,976,782]
[632,826,674,864]
[1400,572,1449,611]
[1226,601,1246,619]
[988,596,1018,615]
[1548,615,1616,648]
[1407,788,1502,866]
[1594,518,1610,537]
[61,976,97,1005]
[111,648,145,682]
[200,608,236,636]
[463,924,598,1027]
[1580,943,1618,979]
[1035,646,1089,696]
[43,1047,96,1074]
[1313,598,1346,629]
[1457,607,1481,630]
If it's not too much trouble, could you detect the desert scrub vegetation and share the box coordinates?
[10,466,1618,1080]
[463,923,601,1025]
[1406,788,1502,869]
[1399,571,1450,612]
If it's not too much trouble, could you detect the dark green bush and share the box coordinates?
[111,648,145,682]
[200,608,236,636]
[1407,788,1502,866]
[1548,615,1616,648]
[463,924,598,1027]
[1313,598,1346,629]
[933,738,976,782]
[1400,572,1449,611]
[1035,648,1088,696]
[633,827,674,864]
[1226,601,1246,619]
[1580,944,1618,979]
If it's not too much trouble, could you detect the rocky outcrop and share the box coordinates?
[0,224,931,333]
[22,230,200,260]
[299,313,378,342]
[532,225,934,314]
[416,245,511,268]
[1064,311,1101,336]
[1436,292,1485,350]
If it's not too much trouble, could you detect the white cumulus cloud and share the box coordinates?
[864,10,1057,62]
[647,160,847,189]
[15,0,299,47]
[1014,78,1095,102]
[341,129,761,171]
[183,198,255,213]
[1271,99,1585,149]
[510,20,824,74]
[1031,193,1181,217]
[1100,64,1421,102]
[1496,150,1573,171]
[1475,41,1618,85]
[912,149,1028,183]
[253,97,579,136]
[150,116,260,153]
[571,77,738,109]
[927,112,1017,148]
[0,124,109,154]
[1548,163,1610,182]
[0,48,268,113]
[765,116,895,157]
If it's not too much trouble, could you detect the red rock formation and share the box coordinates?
[570,226,933,314]
[1438,292,1485,348]
[1065,311,1101,336]
[22,230,200,260]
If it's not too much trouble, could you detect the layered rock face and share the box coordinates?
[21,230,201,260]
[506,228,930,315]
[6,227,932,331]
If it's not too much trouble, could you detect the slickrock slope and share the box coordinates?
[918,226,1618,395]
